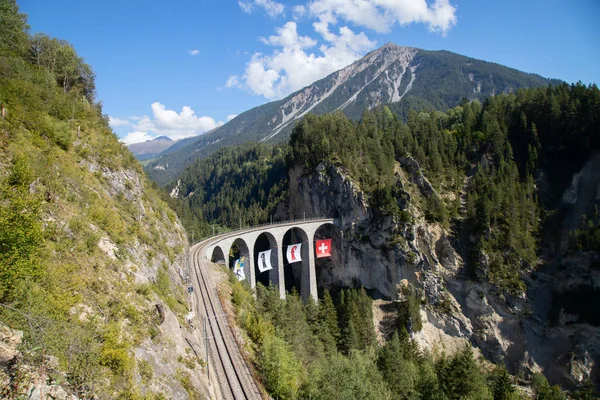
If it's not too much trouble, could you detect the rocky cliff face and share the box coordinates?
[284,157,600,390]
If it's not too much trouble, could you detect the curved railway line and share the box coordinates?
[190,241,262,400]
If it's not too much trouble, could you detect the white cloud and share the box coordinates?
[227,114,238,121]
[225,75,240,88]
[109,116,132,128]
[114,102,224,144]
[292,4,306,19]
[234,20,376,99]
[308,0,457,35]
[188,49,200,56]
[121,131,154,145]
[238,1,253,13]
[260,21,317,49]
[239,0,285,17]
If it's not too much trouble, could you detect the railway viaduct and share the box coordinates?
[199,218,336,301]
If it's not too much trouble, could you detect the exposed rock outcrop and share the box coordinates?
[1,322,79,400]
[284,157,600,390]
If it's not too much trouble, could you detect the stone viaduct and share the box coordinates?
[200,218,335,301]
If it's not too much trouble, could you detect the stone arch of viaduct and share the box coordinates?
[202,218,335,301]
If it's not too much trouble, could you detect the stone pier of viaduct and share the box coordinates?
[200,218,335,301]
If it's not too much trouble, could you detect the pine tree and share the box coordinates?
[531,373,566,400]
[492,366,516,400]
[438,345,492,400]
[318,289,341,350]
[378,331,420,399]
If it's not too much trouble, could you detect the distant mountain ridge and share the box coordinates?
[127,135,175,161]
[145,43,562,186]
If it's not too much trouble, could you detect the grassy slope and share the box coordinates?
[0,9,202,397]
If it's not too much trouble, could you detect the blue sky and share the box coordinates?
[19,0,600,144]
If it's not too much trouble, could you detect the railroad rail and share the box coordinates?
[191,240,262,400]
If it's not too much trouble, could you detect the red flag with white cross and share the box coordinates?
[315,239,332,258]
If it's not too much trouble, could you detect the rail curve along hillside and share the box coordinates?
[190,218,335,399]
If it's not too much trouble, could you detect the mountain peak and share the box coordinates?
[152,136,173,142]
[373,42,416,54]
[145,46,561,185]
[380,42,403,49]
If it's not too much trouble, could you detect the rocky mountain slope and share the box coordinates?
[127,135,175,161]
[169,82,600,393]
[283,155,599,391]
[146,43,561,186]
[0,4,211,397]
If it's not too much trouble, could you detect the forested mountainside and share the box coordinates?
[169,82,600,397]
[146,43,561,187]
[0,2,208,398]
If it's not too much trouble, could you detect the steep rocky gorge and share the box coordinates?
[281,155,600,391]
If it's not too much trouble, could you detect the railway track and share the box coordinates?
[190,241,262,400]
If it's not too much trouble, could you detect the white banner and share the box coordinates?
[286,243,302,264]
[234,257,246,281]
[257,249,273,272]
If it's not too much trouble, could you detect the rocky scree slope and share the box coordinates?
[145,43,560,186]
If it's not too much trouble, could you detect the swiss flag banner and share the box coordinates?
[315,239,332,258]
[286,243,302,264]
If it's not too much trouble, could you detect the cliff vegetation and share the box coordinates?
[0,2,206,398]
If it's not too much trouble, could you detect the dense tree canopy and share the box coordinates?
[230,276,509,400]
[176,81,599,293]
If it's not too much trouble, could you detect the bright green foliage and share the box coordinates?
[0,157,43,302]
[0,3,187,397]
[0,0,29,57]
[278,290,324,365]
[230,276,527,400]
[29,32,96,101]
[259,333,304,400]
[99,323,133,374]
[302,350,392,400]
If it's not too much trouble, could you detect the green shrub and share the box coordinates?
[138,359,153,382]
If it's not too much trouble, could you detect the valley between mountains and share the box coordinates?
[1,1,599,399]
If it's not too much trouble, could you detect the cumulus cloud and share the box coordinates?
[239,0,285,17]
[225,75,240,88]
[115,102,224,144]
[108,116,132,128]
[121,131,154,145]
[188,49,200,56]
[308,0,457,35]
[292,4,306,19]
[235,20,375,99]
[227,0,457,100]
[227,114,238,121]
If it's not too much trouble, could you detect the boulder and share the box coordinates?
[0,323,22,366]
